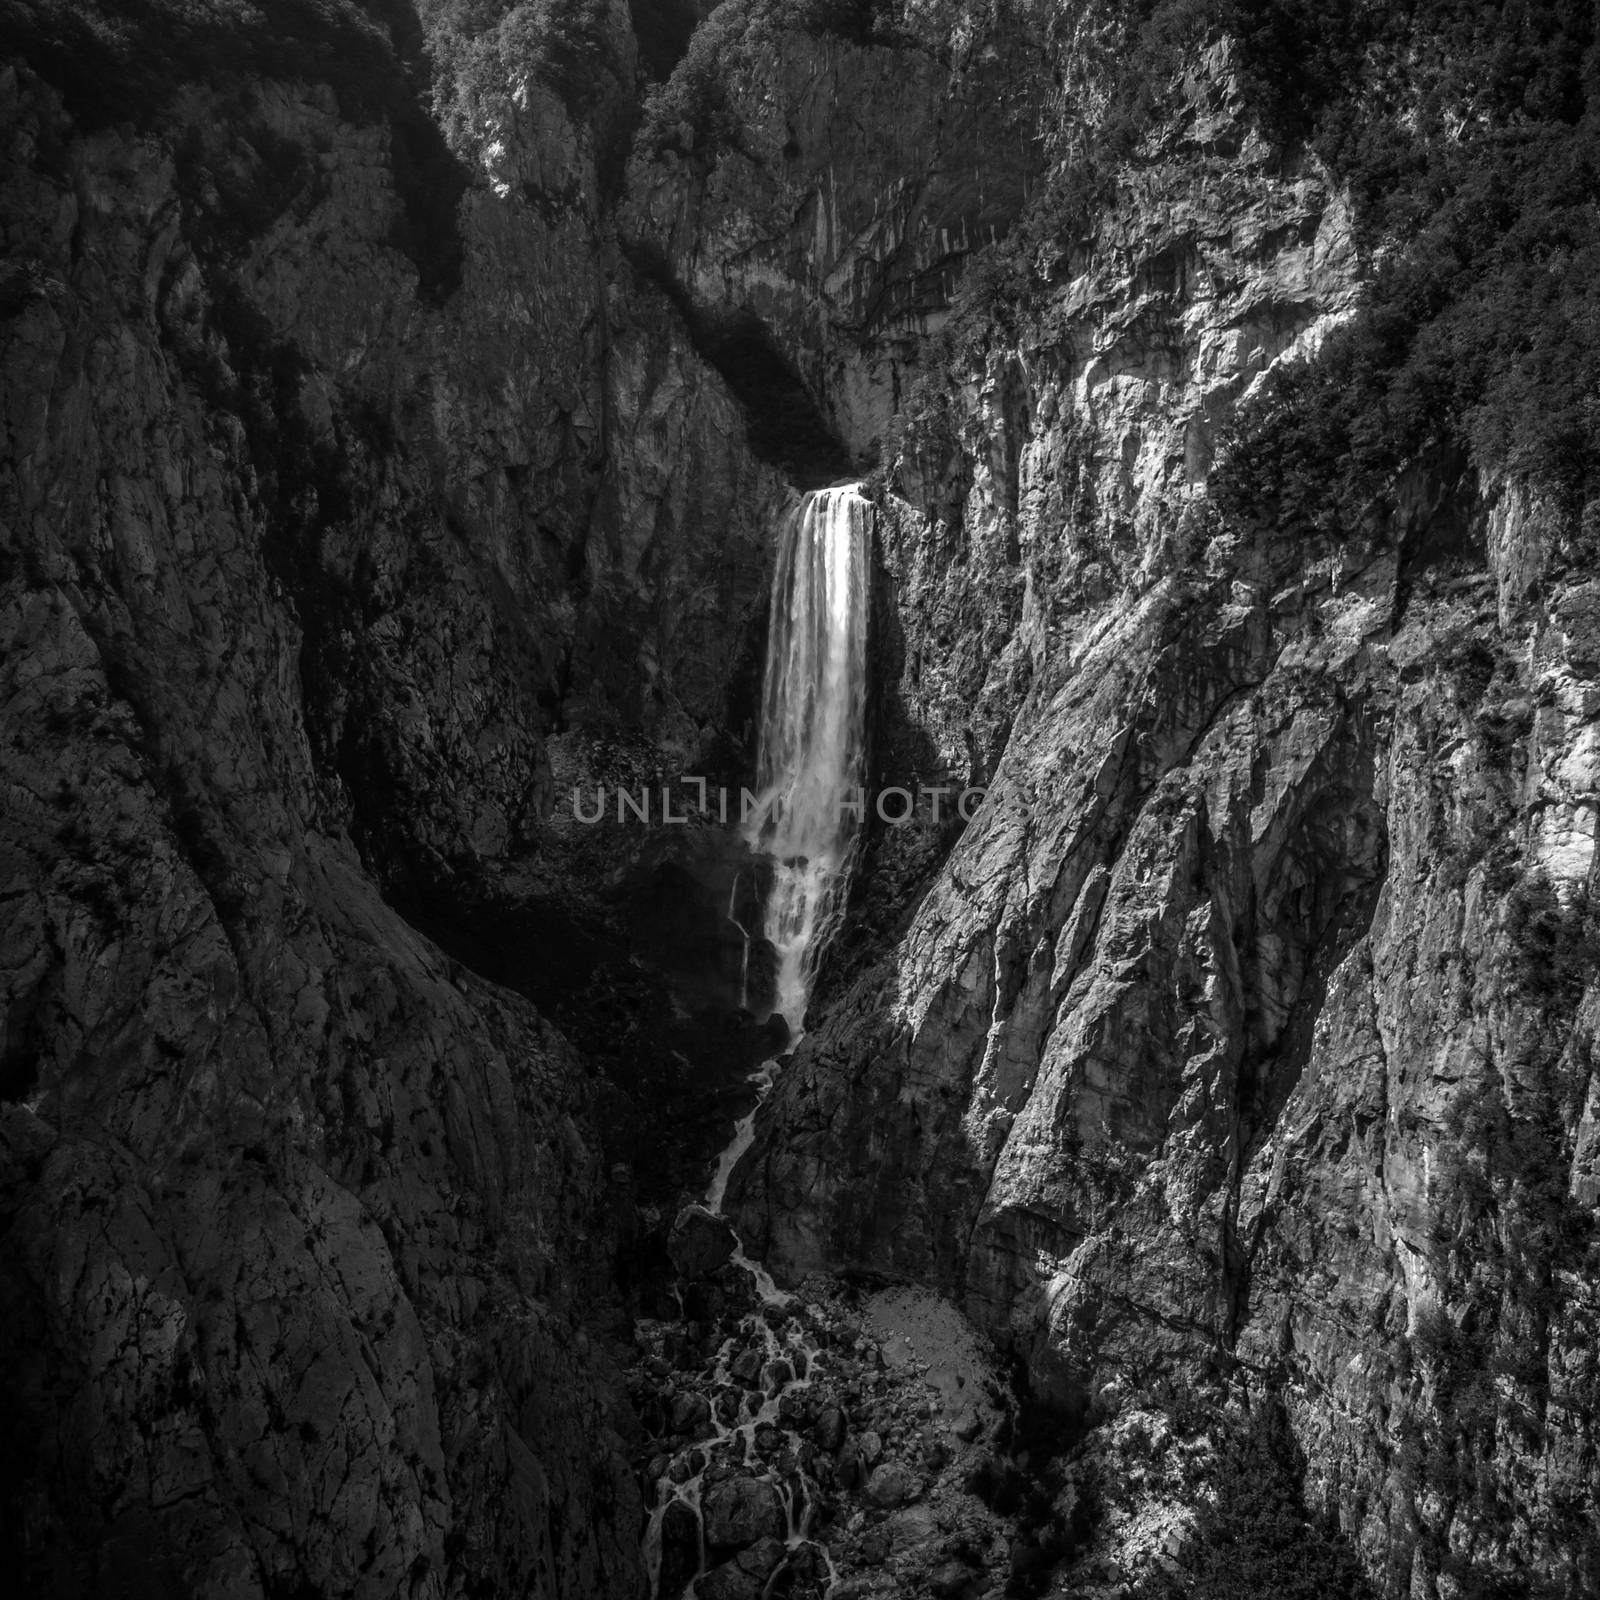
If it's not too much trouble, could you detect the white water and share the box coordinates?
[704,485,870,1235]
[640,1313,831,1600]
[726,875,751,1013]
[744,485,871,1033]
[642,488,868,1598]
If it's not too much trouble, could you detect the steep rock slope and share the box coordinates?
[705,14,1600,1598]
[0,50,645,1599]
[622,0,1049,467]
[0,0,794,1589]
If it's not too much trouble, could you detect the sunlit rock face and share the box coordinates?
[5,2,1600,1597]
[713,31,1600,1600]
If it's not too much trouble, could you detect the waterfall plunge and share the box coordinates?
[702,485,868,1221]
[650,491,868,1595]
[746,485,870,1032]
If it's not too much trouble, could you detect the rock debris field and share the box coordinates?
[628,1246,1077,1600]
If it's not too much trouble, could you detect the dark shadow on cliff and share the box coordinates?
[966,1364,1101,1597]
[623,239,856,489]
[383,871,785,1220]
[629,0,701,80]
[4,0,469,303]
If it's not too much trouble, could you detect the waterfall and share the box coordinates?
[700,484,868,1241]
[726,874,751,1013]
[648,487,868,1599]
[744,484,870,1031]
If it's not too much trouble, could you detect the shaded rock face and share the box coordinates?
[622,4,1051,472]
[0,45,663,1599]
[0,0,798,1588]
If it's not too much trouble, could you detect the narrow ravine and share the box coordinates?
[639,485,870,1599]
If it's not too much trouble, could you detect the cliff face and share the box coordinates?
[701,22,1600,1600]
[0,41,652,1598]
[5,2,1600,1598]
[0,0,791,1587]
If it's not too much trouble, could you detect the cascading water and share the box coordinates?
[641,487,869,1600]
[703,484,869,1225]
[744,485,871,1033]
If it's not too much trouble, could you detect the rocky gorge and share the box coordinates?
[3,1,1600,1597]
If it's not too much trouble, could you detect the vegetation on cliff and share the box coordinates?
[920,0,1600,549]
[1213,0,1600,548]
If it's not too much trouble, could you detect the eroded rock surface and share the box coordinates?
[719,29,1600,1600]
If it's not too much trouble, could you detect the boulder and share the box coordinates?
[659,1499,702,1599]
[773,1540,830,1592]
[813,1403,848,1452]
[669,1204,738,1280]
[864,1461,919,1509]
[929,1558,976,1597]
[670,1391,712,1434]
[730,1347,765,1386]
[698,1561,763,1600]
[886,1503,937,1550]
[737,1536,788,1579]
[703,1476,787,1548]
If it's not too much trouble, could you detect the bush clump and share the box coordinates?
[633,0,913,159]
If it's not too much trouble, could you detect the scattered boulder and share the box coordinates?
[659,1499,702,1598]
[737,1536,788,1580]
[670,1391,712,1434]
[669,1205,738,1280]
[703,1476,787,1548]
[772,1540,831,1593]
[864,1461,919,1509]
[858,1430,883,1466]
[929,1558,976,1597]
[813,1404,847,1452]
[885,1503,937,1550]
[699,1561,762,1600]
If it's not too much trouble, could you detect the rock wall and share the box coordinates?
[5,2,1600,1597]
[0,0,790,1589]
[708,28,1600,1600]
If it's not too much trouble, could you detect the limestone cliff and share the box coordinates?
[687,9,1600,1599]
[0,0,781,1591]
[5,2,1600,1598]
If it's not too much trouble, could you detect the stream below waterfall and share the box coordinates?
[640,486,868,1598]
[629,488,1074,1600]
